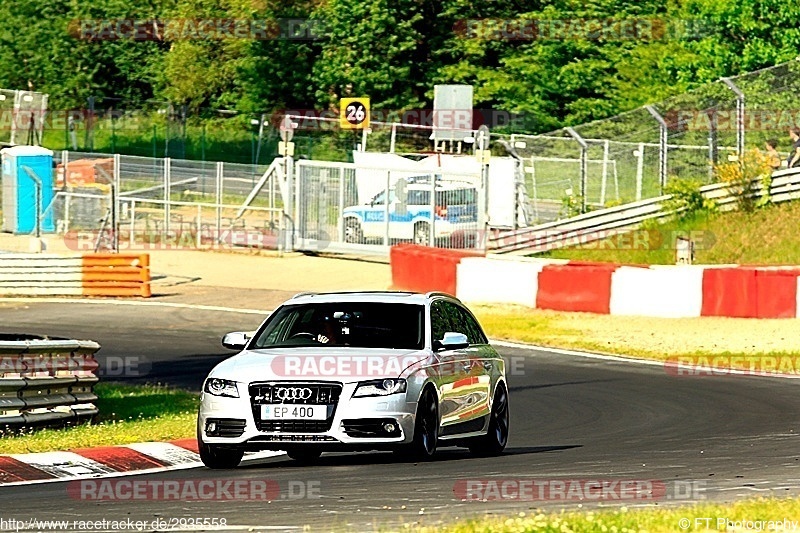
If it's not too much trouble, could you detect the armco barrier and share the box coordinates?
[0,253,150,297]
[391,245,482,295]
[536,263,618,314]
[0,335,100,429]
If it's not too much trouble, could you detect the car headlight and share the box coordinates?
[353,379,407,398]
[204,378,239,398]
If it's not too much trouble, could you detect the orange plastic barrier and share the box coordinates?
[700,268,757,318]
[702,268,800,318]
[390,245,482,296]
[81,254,151,297]
[755,269,800,318]
[536,263,617,313]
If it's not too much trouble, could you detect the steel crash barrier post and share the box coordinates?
[0,335,101,430]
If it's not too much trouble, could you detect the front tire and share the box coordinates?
[413,222,430,246]
[344,218,363,243]
[469,382,509,457]
[198,428,244,469]
[397,386,438,460]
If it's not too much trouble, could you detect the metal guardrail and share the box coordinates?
[491,167,800,254]
[0,335,100,429]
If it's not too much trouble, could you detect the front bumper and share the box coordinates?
[198,381,417,450]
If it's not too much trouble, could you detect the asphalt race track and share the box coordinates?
[1,301,799,531]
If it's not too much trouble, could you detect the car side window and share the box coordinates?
[407,190,429,206]
[456,305,488,345]
[431,300,476,343]
[430,301,451,344]
[431,300,488,346]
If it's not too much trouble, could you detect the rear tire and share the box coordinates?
[468,383,509,457]
[413,222,430,246]
[198,428,244,469]
[344,218,363,243]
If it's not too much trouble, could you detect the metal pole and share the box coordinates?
[721,77,745,157]
[645,105,669,194]
[287,154,296,251]
[384,171,391,247]
[164,157,171,235]
[130,199,136,248]
[636,143,645,201]
[110,182,117,252]
[601,139,609,205]
[113,153,120,252]
[389,123,397,153]
[215,162,223,242]
[565,127,588,213]
[338,167,345,243]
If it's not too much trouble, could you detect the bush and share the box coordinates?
[663,178,717,219]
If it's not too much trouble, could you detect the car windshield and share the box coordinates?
[251,302,425,350]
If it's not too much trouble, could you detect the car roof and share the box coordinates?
[286,291,457,306]
[407,181,475,190]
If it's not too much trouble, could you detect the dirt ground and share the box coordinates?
[530,309,800,356]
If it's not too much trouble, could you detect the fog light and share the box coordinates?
[383,422,396,433]
[206,422,217,434]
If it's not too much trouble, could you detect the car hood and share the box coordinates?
[209,347,429,383]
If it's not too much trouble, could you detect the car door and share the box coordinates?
[452,302,495,422]
[430,299,489,434]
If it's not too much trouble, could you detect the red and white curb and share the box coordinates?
[0,440,283,486]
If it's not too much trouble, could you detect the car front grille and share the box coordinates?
[249,382,342,433]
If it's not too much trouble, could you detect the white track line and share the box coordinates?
[0,297,272,315]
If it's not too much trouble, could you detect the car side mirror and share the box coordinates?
[221,331,249,350]
[433,331,469,351]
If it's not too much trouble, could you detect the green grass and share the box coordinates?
[542,200,800,265]
[0,383,198,454]
[413,497,800,533]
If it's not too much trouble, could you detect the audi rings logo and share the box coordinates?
[274,387,313,401]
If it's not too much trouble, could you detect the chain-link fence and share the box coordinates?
[0,89,48,147]
[40,97,280,166]
[46,151,284,252]
[505,59,800,220]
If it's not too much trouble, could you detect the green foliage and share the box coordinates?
[3,0,800,159]
[663,178,717,219]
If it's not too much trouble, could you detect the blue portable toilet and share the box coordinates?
[1,146,55,234]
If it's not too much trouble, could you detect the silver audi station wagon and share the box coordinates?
[197,291,510,468]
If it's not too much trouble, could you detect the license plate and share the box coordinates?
[261,404,327,420]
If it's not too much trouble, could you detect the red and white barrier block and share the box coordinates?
[390,245,800,319]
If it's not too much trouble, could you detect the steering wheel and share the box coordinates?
[289,332,317,340]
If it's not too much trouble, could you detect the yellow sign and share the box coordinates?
[339,98,370,129]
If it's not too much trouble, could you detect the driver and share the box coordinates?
[316,318,339,344]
